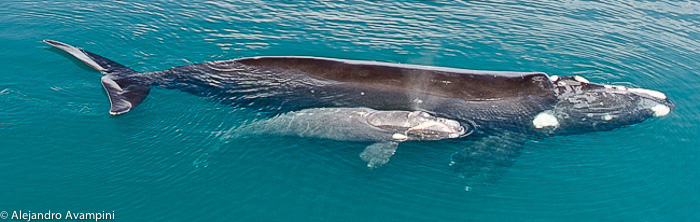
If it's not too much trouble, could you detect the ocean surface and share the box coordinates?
[1,1,699,221]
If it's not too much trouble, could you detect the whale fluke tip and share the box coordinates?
[43,39,64,47]
[45,40,152,115]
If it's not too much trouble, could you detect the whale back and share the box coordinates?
[236,56,556,101]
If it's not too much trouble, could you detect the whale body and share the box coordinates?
[44,40,674,176]
[235,107,465,167]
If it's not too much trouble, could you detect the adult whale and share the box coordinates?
[44,40,674,178]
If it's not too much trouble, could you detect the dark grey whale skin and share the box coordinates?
[153,56,672,138]
[155,57,555,137]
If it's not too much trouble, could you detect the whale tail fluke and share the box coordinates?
[44,40,151,115]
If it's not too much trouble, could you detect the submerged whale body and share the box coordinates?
[44,40,674,176]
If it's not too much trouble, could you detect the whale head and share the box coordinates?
[536,75,674,134]
[365,110,467,141]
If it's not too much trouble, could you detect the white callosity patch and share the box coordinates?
[533,111,559,129]
[651,104,671,117]
[573,75,590,83]
[408,121,446,131]
[391,133,408,141]
[549,75,559,82]
[628,88,667,100]
[603,114,613,121]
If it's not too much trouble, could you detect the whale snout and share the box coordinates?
[437,118,465,138]
[647,96,674,117]
[651,104,672,117]
[405,118,466,140]
[625,87,674,118]
[366,110,467,141]
[443,119,467,138]
[549,79,674,134]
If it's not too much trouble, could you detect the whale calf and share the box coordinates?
[235,107,465,167]
[44,40,674,177]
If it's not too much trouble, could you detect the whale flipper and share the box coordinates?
[44,40,151,115]
[449,131,527,182]
[360,141,399,168]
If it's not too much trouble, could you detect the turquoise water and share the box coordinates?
[1,1,699,221]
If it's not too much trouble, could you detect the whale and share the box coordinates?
[232,107,465,167]
[44,40,674,178]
